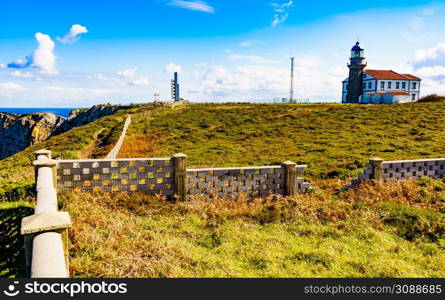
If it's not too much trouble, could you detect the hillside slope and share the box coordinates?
[120,102,445,179]
[0,104,124,160]
[1,102,444,278]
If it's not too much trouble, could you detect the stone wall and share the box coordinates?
[56,158,175,196]
[356,157,445,182]
[56,155,310,199]
[187,166,309,197]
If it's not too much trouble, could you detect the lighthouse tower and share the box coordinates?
[346,42,367,103]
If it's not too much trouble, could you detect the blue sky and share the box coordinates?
[1,0,445,107]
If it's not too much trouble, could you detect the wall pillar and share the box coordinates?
[369,157,384,181]
[173,153,187,201]
[282,160,297,196]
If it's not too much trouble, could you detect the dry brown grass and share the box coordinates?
[344,179,445,212]
[118,132,167,158]
[60,178,445,277]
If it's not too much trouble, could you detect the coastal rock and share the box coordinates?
[53,104,117,135]
[0,104,121,160]
[0,112,64,159]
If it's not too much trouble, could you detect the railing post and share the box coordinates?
[21,152,71,278]
[282,160,297,196]
[173,153,187,201]
[34,149,57,188]
[369,157,384,181]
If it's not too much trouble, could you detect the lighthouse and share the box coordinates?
[346,42,367,103]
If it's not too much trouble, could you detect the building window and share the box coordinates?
[380,81,385,90]
[368,82,372,89]
[396,82,400,89]
[363,83,366,90]
[388,82,392,89]
[412,94,416,101]
[412,82,417,89]
[402,82,406,89]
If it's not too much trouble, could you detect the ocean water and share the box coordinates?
[0,108,78,118]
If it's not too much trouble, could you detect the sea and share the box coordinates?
[0,108,78,118]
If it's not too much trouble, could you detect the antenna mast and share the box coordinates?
[289,56,295,103]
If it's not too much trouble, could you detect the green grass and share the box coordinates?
[1,102,445,278]
[0,201,34,278]
[0,104,161,200]
[122,102,445,179]
[61,179,445,277]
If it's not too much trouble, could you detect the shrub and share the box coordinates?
[418,94,445,103]
[380,202,445,242]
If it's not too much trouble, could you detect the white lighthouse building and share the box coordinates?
[342,42,421,104]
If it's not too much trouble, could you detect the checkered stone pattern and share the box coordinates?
[356,158,445,182]
[186,166,286,197]
[383,159,445,180]
[357,165,373,181]
[296,177,311,194]
[56,159,175,195]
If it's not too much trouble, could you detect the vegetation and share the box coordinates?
[61,179,444,277]
[1,102,445,277]
[418,94,445,103]
[120,102,445,180]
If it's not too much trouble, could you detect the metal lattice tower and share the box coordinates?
[289,56,295,103]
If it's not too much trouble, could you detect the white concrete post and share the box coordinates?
[21,151,71,278]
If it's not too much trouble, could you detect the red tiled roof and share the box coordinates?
[402,74,421,80]
[364,70,421,81]
[368,91,410,96]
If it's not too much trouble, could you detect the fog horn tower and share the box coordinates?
[346,42,367,103]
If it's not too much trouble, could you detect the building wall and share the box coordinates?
[343,74,421,103]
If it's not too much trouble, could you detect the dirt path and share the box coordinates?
[78,128,105,159]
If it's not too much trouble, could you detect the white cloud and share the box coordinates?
[40,85,112,96]
[87,68,150,86]
[240,40,260,47]
[7,33,58,75]
[416,66,445,78]
[57,24,89,44]
[164,63,183,75]
[228,54,277,64]
[196,53,345,101]
[271,1,294,27]
[413,42,445,67]
[0,63,6,69]
[295,54,323,68]
[117,68,137,78]
[10,70,35,79]
[1,82,26,90]
[271,13,289,27]
[33,33,58,74]
[168,1,214,13]
[129,75,150,86]
[240,41,253,47]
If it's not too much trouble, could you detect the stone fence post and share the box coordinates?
[282,160,297,196]
[21,150,71,277]
[369,157,384,181]
[173,153,187,201]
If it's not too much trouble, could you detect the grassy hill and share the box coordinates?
[1,102,444,277]
[119,102,445,179]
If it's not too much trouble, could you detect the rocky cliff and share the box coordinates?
[0,112,64,159]
[0,104,120,160]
